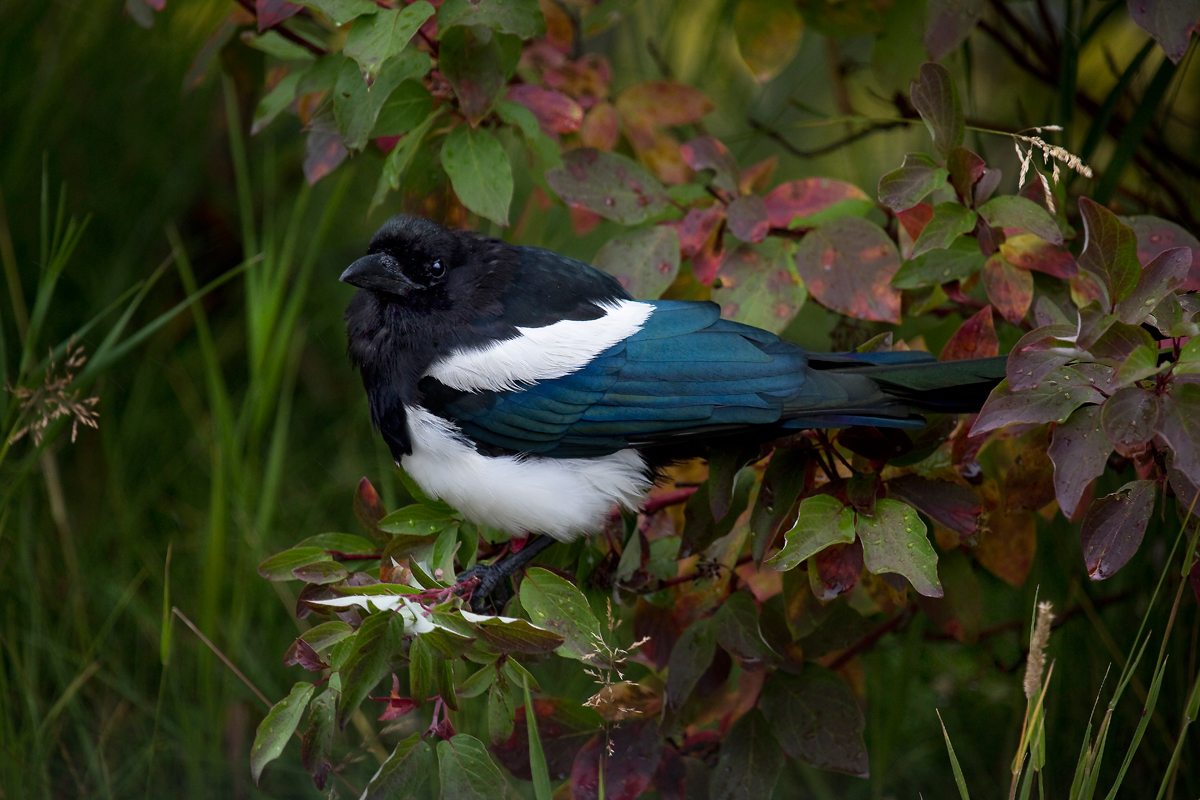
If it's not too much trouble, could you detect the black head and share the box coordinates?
[340,215,469,297]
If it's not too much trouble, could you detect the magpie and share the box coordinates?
[342,215,1006,607]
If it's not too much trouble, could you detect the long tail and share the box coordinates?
[786,352,1008,429]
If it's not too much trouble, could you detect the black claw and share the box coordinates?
[453,534,556,614]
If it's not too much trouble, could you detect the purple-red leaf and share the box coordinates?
[1101,386,1161,456]
[809,540,864,601]
[257,0,301,31]
[794,217,902,323]
[886,475,981,536]
[492,698,602,781]
[1048,405,1112,518]
[947,146,986,204]
[284,638,330,672]
[679,136,740,194]
[972,368,1105,434]
[670,205,724,258]
[910,62,965,158]
[1125,214,1200,291]
[1078,197,1141,304]
[1115,246,1192,325]
[303,127,349,185]
[999,234,1077,278]
[1006,324,1076,390]
[725,195,770,243]
[506,84,583,134]
[759,667,867,777]
[570,721,662,800]
[878,154,948,212]
[580,102,620,150]
[1080,480,1157,580]
[547,149,669,224]
[925,0,985,60]
[1127,0,1200,64]
[1155,383,1200,488]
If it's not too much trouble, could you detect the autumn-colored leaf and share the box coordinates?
[809,540,864,601]
[972,369,1105,434]
[570,721,663,800]
[546,148,669,224]
[1124,214,1200,291]
[947,146,985,204]
[438,23,515,125]
[794,217,902,323]
[910,62,965,157]
[1102,386,1161,456]
[725,195,770,243]
[999,234,1077,278]
[679,136,740,194]
[303,126,349,185]
[897,202,935,241]
[939,305,998,361]
[972,501,1036,587]
[925,0,984,59]
[1078,197,1140,305]
[616,80,713,129]
[1127,0,1200,63]
[593,225,680,300]
[257,0,302,31]
[766,178,870,228]
[911,202,977,257]
[670,205,725,259]
[492,698,603,781]
[506,84,583,134]
[1048,405,1112,518]
[981,253,1033,324]
[580,102,620,150]
[1114,246,1192,325]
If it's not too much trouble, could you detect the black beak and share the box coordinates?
[339,254,415,294]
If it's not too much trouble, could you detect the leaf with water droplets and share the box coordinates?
[856,499,942,597]
[1101,386,1161,456]
[1080,480,1156,580]
[518,568,603,663]
[794,217,901,323]
[973,369,1105,434]
[767,495,856,571]
[1115,246,1192,325]
[1048,404,1112,518]
[886,474,981,536]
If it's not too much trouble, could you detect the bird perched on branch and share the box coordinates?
[342,215,1006,607]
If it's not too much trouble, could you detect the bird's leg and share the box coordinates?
[456,534,555,613]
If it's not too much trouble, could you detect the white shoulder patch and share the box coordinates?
[426,299,653,392]
[400,407,652,542]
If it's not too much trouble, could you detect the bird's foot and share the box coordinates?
[455,562,514,614]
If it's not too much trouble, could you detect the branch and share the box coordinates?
[232,0,328,56]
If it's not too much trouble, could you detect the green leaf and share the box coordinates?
[878,152,949,211]
[301,688,337,790]
[713,240,808,333]
[911,202,977,257]
[459,610,565,654]
[978,195,1063,245]
[240,30,317,61]
[457,664,496,699]
[295,0,379,26]
[522,675,553,800]
[518,567,603,662]
[372,80,434,138]
[972,370,1106,434]
[258,547,330,581]
[439,24,518,125]
[732,0,805,82]
[370,106,447,211]
[488,678,517,745]
[496,100,563,174]
[438,734,506,800]
[334,49,430,150]
[409,634,434,703]
[337,612,404,729]
[441,125,514,226]
[714,591,774,664]
[363,732,433,800]
[379,503,459,533]
[292,560,349,585]
[252,69,304,135]
[760,667,869,776]
[709,709,785,800]
[664,617,716,712]
[750,446,810,562]
[856,499,942,597]
[250,681,316,785]
[680,468,755,556]
[1114,344,1162,386]
[891,236,985,289]
[592,225,681,301]
[298,621,356,653]
[1078,197,1140,304]
[438,0,545,38]
[297,532,379,555]
[546,148,669,224]
[343,1,435,84]
[910,62,964,158]
[767,495,856,571]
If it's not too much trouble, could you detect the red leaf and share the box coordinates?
[1127,0,1200,63]
[506,84,583,134]
[925,0,984,60]
[763,178,869,229]
[283,638,329,672]
[615,81,713,128]
[739,156,778,195]
[939,306,999,361]
[570,205,603,236]
[354,477,386,533]
[1048,405,1113,518]
[947,146,986,203]
[571,721,663,800]
[580,102,619,150]
[370,676,419,721]
[999,234,1078,278]
[981,253,1033,324]
[1125,215,1200,291]
[691,230,725,286]
[256,0,301,31]
[543,54,612,109]
[725,195,769,243]
[670,205,725,258]
[679,136,740,194]
[810,539,863,601]
[887,475,981,537]
[794,217,902,323]
[896,202,934,241]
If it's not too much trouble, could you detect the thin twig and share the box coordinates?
[172,606,271,707]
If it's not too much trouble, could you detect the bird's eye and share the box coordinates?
[429,260,445,279]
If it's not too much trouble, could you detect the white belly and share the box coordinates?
[400,406,651,541]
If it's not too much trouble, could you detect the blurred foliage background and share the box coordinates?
[1,0,1199,797]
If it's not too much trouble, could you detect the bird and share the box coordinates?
[341,214,1007,607]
